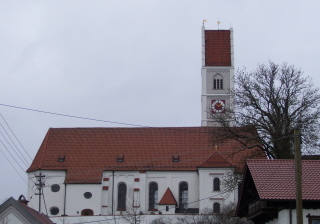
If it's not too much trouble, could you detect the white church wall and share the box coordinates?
[102,170,200,215]
[27,170,66,216]
[65,184,102,216]
[27,169,238,217]
[198,167,236,212]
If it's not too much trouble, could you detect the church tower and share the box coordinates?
[201,25,234,126]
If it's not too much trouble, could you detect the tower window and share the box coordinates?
[213,177,220,191]
[213,202,220,213]
[213,74,223,90]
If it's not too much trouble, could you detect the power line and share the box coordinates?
[0,113,33,161]
[0,138,27,172]
[0,103,147,127]
[0,103,219,137]
[0,126,30,168]
[0,147,34,191]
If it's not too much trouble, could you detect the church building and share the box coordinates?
[26,26,260,220]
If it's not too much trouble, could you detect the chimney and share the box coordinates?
[18,195,29,206]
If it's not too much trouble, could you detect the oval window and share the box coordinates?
[84,192,92,199]
[51,184,60,192]
[50,206,59,215]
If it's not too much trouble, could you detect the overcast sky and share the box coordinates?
[1,0,320,201]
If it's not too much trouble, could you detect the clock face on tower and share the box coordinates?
[212,100,225,113]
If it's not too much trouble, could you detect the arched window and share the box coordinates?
[213,177,220,191]
[81,209,94,216]
[179,182,188,211]
[117,183,127,210]
[213,202,220,213]
[149,182,158,210]
[213,74,223,90]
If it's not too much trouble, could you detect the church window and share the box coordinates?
[84,192,92,199]
[117,183,127,210]
[149,182,158,210]
[51,184,60,192]
[179,182,188,211]
[213,177,220,191]
[213,202,220,213]
[213,74,224,90]
[50,206,59,215]
[81,209,94,216]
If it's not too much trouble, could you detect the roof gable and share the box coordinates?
[158,188,177,205]
[0,197,53,224]
[198,151,233,168]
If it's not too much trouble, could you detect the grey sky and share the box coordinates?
[1,0,320,201]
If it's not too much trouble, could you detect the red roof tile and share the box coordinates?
[21,204,54,223]
[198,151,234,168]
[27,127,262,184]
[247,159,320,200]
[158,188,177,205]
[205,30,231,66]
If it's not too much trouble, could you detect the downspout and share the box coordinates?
[289,201,292,224]
[63,183,67,216]
[112,170,115,215]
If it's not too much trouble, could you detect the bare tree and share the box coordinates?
[175,203,252,224]
[120,188,143,224]
[216,61,320,159]
[150,216,175,224]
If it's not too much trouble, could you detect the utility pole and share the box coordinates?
[294,122,303,224]
[35,173,45,212]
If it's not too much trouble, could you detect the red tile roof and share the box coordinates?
[205,30,231,66]
[19,203,54,223]
[247,159,320,200]
[158,188,177,205]
[27,127,262,184]
[198,151,234,168]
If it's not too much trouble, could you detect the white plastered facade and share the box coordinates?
[27,167,238,217]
